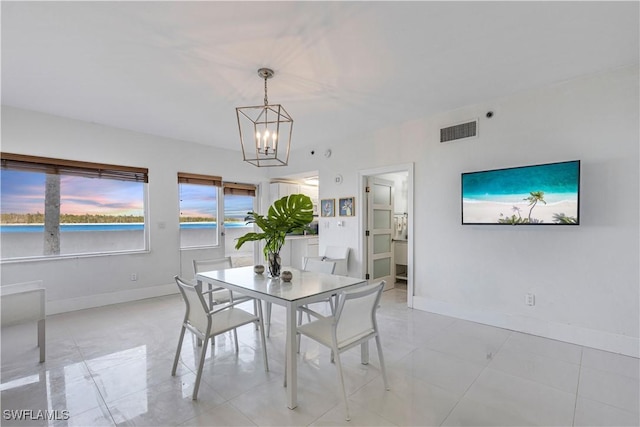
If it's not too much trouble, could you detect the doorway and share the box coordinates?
[359,164,413,308]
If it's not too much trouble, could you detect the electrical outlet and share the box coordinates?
[525,293,535,306]
[130,273,138,281]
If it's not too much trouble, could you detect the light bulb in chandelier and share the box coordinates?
[255,130,278,153]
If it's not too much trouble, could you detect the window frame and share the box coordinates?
[178,172,223,250]
[1,153,150,262]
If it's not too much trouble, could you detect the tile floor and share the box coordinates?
[1,285,639,426]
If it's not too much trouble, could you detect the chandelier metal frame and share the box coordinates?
[236,68,293,167]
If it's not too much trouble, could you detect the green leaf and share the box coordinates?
[234,194,314,259]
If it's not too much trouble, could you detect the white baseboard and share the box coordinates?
[46,283,178,315]
[414,296,639,358]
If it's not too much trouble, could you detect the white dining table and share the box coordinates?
[196,265,367,409]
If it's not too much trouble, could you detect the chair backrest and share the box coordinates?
[303,258,336,274]
[334,281,385,348]
[174,276,210,335]
[193,257,232,277]
[323,246,349,260]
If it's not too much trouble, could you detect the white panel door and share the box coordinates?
[366,177,395,290]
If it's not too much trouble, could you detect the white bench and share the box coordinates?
[1,281,46,362]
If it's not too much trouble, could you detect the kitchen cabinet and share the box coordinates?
[299,184,319,210]
[280,236,319,270]
[393,240,408,283]
[269,182,318,215]
[269,183,300,207]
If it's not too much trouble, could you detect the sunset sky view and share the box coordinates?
[1,170,252,220]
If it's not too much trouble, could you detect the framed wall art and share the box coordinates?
[338,197,355,216]
[320,199,335,217]
[462,160,580,225]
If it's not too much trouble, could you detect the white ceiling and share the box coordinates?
[2,1,638,152]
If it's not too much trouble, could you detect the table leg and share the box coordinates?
[285,302,298,409]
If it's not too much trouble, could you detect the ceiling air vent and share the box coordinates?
[440,119,478,143]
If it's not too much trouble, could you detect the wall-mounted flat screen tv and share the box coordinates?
[462,160,580,225]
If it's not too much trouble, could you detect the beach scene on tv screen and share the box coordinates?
[462,161,579,225]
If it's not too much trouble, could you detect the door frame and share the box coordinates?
[358,163,414,308]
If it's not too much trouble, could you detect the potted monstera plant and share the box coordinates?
[235,194,314,277]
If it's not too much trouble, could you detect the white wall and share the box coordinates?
[288,65,639,356]
[1,107,269,313]
[2,65,638,356]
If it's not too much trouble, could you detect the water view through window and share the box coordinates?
[179,183,254,254]
[179,182,218,248]
[1,169,146,259]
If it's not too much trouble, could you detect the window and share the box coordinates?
[178,172,222,248]
[1,153,148,260]
[223,183,256,264]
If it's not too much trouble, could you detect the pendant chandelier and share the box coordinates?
[236,68,293,167]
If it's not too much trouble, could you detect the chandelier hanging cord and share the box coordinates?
[258,68,274,107]
[264,73,268,106]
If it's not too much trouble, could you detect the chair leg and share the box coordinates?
[361,341,370,365]
[254,299,259,330]
[297,308,303,353]
[333,348,351,421]
[37,319,45,363]
[265,301,272,337]
[375,335,390,390]
[306,305,312,323]
[256,301,269,372]
[171,326,186,376]
[233,328,239,353]
[192,336,210,400]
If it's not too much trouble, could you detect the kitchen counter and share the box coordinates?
[285,234,318,240]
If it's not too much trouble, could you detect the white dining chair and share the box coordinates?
[171,276,269,400]
[193,257,238,305]
[296,280,389,421]
[296,259,337,350]
[303,246,350,276]
[298,259,336,325]
[193,257,257,346]
[303,258,336,275]
[263,259,337,339]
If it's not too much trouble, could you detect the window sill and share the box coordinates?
[1,249,151,264]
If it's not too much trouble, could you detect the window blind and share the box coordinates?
[223,182,256,196]
[177,172,222,187]
[1,153,148,183]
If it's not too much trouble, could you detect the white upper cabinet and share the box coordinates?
[270,182,318,214]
